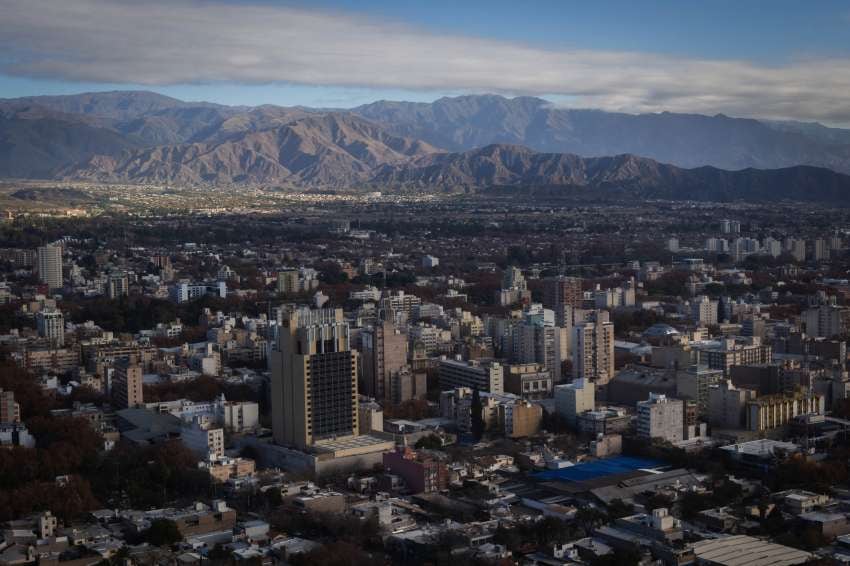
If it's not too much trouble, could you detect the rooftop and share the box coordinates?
[691,535,811,566]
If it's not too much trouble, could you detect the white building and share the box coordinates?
[36,308,65,347]
[37,244,63,291]
[554,379,595,425]
[637,393,684,443]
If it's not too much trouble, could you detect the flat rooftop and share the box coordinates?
[692,535,811,566]
[532,456,663,482]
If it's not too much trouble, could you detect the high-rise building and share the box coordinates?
[572,321,615,385]
[36,309,64,348]
[112,358,144,408]
[803,305,850,339]
[270,308,358,448]
[812,239,829,262]
[690,295,718,326]
[762,237,782,258]
[554,379,595,425]
[37,244,63,291]
[277,270,300,294]
[637,393,684,443]
[107,272,129,299]
[543,276,583,326]
[509,320,564,382]
[0,389,21,423]
[361,320,408,401]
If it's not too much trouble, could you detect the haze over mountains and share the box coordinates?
[3,90,850,201]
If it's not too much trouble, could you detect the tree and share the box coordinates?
[143,519,182,547]
[470,388,484,441]
[415,434,444,450]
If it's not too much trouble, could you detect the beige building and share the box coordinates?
[0,389,21,423]
[37,244,63,291]
[270,308,359,448]
[573,321,615,384]
[746,391,825,432]
[112,358,144,408]
[205,456,255,482]
[361,320,408,401]
[277,270,300,294]
[499,400,542,438]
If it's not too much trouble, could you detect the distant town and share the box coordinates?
[0,192,847,566]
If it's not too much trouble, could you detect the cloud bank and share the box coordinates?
[2,0,850,124]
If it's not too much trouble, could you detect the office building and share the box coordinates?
[361,321,408,401]
[637,393,684,443]
[439,358,504,394]
[36,308,64,347]
[37,244,62,291]
[270,308,359,448]
[573,321,615,385]
[554,379,595,426]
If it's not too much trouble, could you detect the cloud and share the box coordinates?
[2,0,850,125]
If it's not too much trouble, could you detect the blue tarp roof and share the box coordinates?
[533,455,663,482]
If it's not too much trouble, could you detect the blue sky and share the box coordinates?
[2,0,850,123]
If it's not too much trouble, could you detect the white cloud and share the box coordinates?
[2,0,850,125]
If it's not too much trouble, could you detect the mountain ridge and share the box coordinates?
[4,90,850,203]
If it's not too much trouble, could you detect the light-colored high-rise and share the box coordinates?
[270,308,359,448]
[37,244,62,291]
[572,321,615,385]
[36,309,64,348]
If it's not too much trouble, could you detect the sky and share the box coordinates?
[1,0,850,124]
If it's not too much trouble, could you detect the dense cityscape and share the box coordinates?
[0,192,847,565]
[5,1,850,565]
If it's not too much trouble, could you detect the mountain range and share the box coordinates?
[3,90,850,202]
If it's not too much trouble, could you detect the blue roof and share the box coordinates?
[533,456,663,482]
